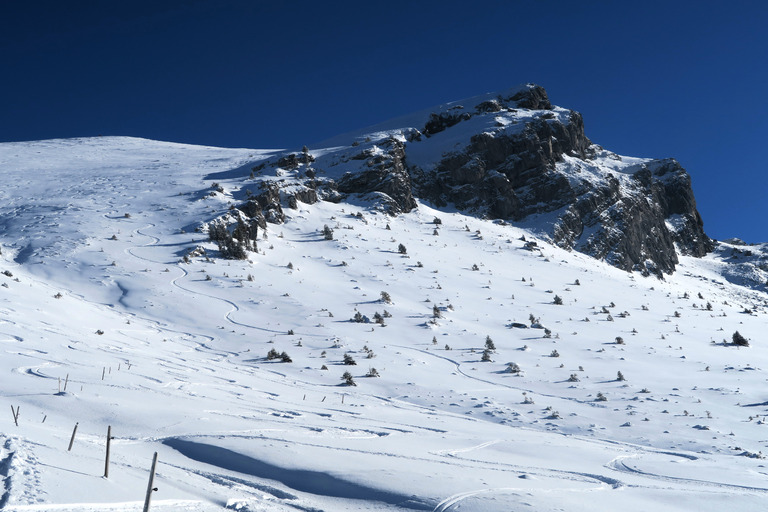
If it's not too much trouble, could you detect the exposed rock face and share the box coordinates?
[403,84,713,275]
[208,83,713,273]
[336,137,416,214]
[550,158,713,275]
[416,110,592,220]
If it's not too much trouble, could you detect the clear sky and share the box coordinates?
[2,1,767,242]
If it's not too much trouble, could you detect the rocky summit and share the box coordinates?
[208,84,713,276]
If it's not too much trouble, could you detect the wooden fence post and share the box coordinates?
[68,423,79,451]
[142,452,159,512]
[104,425,113,478]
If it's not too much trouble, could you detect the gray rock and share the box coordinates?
[336,137,417,214]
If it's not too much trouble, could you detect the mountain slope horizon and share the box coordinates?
[1,87,768,511]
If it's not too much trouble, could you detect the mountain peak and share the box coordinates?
[215,85,712,276]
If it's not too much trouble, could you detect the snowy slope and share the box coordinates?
[1,136,768,512]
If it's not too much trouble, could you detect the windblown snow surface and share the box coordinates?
[1,136,768,511]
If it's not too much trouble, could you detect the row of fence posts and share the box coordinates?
[5,418,159,511]
[7,361,161,506]
[10,389,351,509]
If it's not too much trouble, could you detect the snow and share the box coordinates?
[1,136,768,511]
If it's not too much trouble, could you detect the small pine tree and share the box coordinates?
[380,291,392,304]
[617,371,626,381]
[343,353,357,365]
[323,225,334,240]
[398,243,407,254]
[553,295,563,305]
[481,349,492,362]
[485,335,496,351]
[342,371,356,386]
[732,331,749,346]
[433,304,442,318]
[280,351,292,363]
[267,348,279,360]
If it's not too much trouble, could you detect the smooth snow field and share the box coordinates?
[1,137,768,511]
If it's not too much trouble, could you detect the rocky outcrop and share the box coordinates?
[415,111,593,220]
[406,84,712,275]
[207,83,713,273]
[336,137,417,214]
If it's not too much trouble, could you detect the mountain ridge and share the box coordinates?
[207,84,715,277]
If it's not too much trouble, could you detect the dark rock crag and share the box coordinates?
[207,83,712,274]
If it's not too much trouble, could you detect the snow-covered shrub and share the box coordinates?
[732,331,749,347]
[342,371,356,386]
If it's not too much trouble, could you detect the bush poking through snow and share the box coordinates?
[617,371,626,381]
[732,331,749,347]
[553,295,563,305]
[342,371,356,386]
[343,353,357,365]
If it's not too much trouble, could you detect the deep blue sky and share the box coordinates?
[2,1,767,242]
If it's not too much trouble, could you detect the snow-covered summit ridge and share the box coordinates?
[211,84,713,276]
